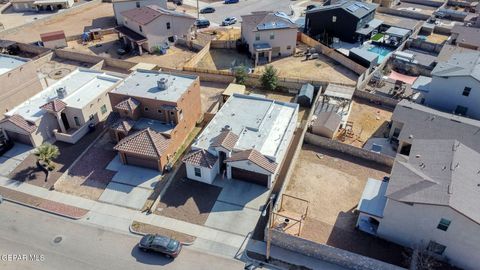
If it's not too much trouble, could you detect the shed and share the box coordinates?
[311,110,342,138]
[40,30,67,49]
[222,83,246,102]
[297,83,314,107]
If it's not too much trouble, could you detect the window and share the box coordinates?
[144,107,149,111]
[139,25,143,32]
[454,105,468,115]
[100,104,107,115]
[166,22,171,29]
[194,167,201,177]
[157,109,163,114]
[392,127,401,138]
[255,33,260,41]
[179,109,183,120]
[437,218,451,231]
[332,16,337,22]
[170,111,175,115]
[462,87,471,96]
[269,32,275,40]
[135,1,140,8]
[287,45,292,50]
[427,241,446,255]
[74,116,80,126]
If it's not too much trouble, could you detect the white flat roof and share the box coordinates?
[112,69,197,102]
[357,178,388,218]
[193,94,298,160]
[0,54,28,76]
[5,69,121,122]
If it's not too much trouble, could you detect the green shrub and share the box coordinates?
[260,65,278,91]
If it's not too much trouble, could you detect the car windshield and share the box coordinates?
[145,235,155,244]
[166,240,179,251]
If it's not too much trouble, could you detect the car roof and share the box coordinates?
[151,235,172,247]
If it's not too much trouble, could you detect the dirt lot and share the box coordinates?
[196,49,253,71]
[54,132,116,200]
[281,145,406,266]
[0,2,115,43]
[336,98,393,147]
[155,164,222,226]
[67,34,197,69]
[200,81,229,113]
[426,33,449,44]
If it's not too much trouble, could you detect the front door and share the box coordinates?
[60,112,70,131]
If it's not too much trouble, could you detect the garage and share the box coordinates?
[231,166,269,187]
[125,154,159,171]
[5,131,32,146]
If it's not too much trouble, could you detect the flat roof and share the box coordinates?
[223,83,246,97]
[385,27,411,38]
[0,54,28,76]
[192,94,298,161]
[133,117,173,134]
[6,69,121,122]
[112,70,197,103]
[324,84,355,100]
[357,178,388,218]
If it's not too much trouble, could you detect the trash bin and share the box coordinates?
[88,123,96,133]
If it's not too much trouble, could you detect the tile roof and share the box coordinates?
[226,149,278,173]
[40,31,66,42]
[114,97,141,112]
[39,99,67,113]
[0,114,37,133]
[182,149,218,168]
[387,139,480,224]
[111,117,136,133]
[211,130,239,151]
[113,128,170,158]
[121,5,194,25]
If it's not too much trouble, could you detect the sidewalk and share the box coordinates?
[246,240,348,270]
[0,175,247,258]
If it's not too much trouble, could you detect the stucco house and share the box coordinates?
[115,4,195,54]
[412,51,480,120]
[241,11,298,66]
[388,100,480,155]
[0,69,122,147]
[357,139,480,270]
[183,94,298,188]
[107,69,201,172]
[112,0,167,25]
[11,0,74,12]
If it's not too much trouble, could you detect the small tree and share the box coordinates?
[260,65,278,91]
[35,143,60,171]
[234,66,248,85]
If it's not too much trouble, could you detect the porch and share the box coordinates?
[115,26,148,55]
[253,43,272,67]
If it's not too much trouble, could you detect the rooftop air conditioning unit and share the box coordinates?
[157,77,171,90]
[56,86,67,98]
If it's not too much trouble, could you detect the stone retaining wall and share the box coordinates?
[270,230,405,270]
[304,132,395,167]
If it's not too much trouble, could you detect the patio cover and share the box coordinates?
[115,26,147,43]
[324,84,355,100]
[385,27,410,38]
[357,178,388,218]
[389,70,417,85]
[356,18,383,35]
[253,43,272,52]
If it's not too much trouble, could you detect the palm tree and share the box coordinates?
[34,143,60,171]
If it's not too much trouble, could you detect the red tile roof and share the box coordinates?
[226,149,277,173]
[182,149,218,168]
[0,114,37,133]
[40,30,66,42]
[211,130,239,151]
[39,99,67,113]
[114,128,170,158]
[114,97,140,112]
[111,118,135,133]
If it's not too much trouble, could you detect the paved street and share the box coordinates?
[184,0,305,25]
[0,202,245,270]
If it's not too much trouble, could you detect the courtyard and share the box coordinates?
[280,144,406,266]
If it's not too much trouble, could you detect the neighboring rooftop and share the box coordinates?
[112,70,197,103]
[0,54,28,76]
[5,69,121,122]
[387,139,480,224]
[431,51,480,81]
[451,24,480,48]
[255,12,297,31]
[392,100,480,152]
[192,94,298,161]
[307,1,378,19]
[121,5,194,25]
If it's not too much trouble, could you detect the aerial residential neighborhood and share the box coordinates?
[0,0,479,269]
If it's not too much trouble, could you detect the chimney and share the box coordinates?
[56,86,67,99]
[157,77,171,90]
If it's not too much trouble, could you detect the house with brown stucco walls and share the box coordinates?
[107,69,201,172]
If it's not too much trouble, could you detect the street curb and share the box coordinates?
[1,196,88,220]
[129,222,195,246]
[242,249,285,270]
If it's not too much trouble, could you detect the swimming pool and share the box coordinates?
[367,45,393,63]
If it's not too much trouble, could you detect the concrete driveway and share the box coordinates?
[98,155,161,210]
[0,143,33,177]
[205,178,270,236]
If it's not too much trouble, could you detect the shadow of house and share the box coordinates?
[130,244,173,266]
